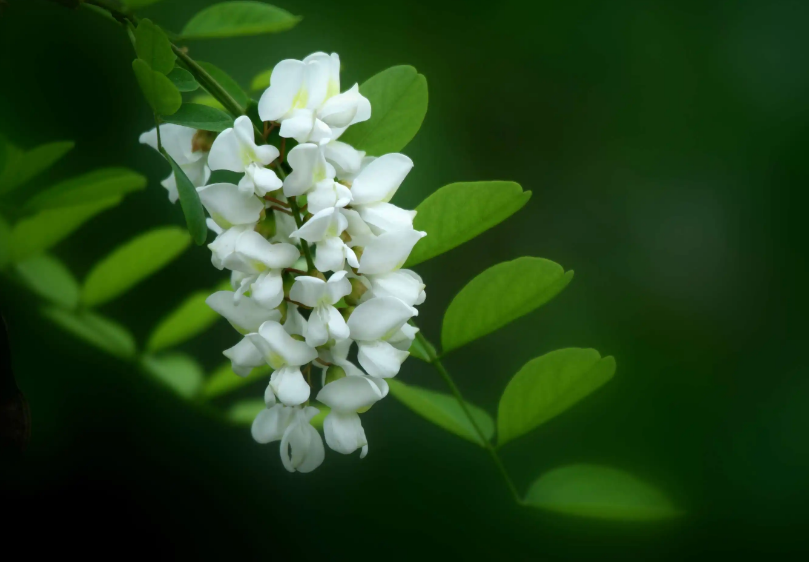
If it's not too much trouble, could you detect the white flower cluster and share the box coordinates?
[140,52,426,473]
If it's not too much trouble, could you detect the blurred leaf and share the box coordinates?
[190,94,225,110]
[142,353,204,399]
[408,331,436,363]
[524,464,680,521]
[147,290,221,352]
[16,254,79,308]
[250,68,272,92]
[182,2,301,39]
[162,103,233,132]
[0,214,10,269]
[134,19,175,75]
[132,59,182,116]
[0,140,74,195]
[197,61,249,109]
[42,306,136,359]
[340,65,428,156]
[498,348,615,447]
[167,67,199,92]
[24,168,146,211]
[10,198,121,263]
[163,151,208,245]
[81,226,191,307]
[202,363,270,399]
[406,182,531,267]
[442,257,573,354]
[388,379,494,446]
[227,399,264,425]
[310,405,329,430]
[125,0,164,8]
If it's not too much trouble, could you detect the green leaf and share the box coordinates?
[182,2,301,39]
[167,67,199,92]
[442,257,573,354]
[161,103,233,132]
[250,68,272,92]
[146,290,221,352]
[125,0,165,10]
[197,61,249,109]
[388,379,494,446]
[132,59,182,116]
[42,306,136,359]
[163,151,208,245]
[202,363,270,399]
[406,182,531,267]
[408,331,436,363]
[10,198,121,263]
[16,254,79,308]
[24,168,146,211]
[81,227,191,307]
[134,19,176,75]
[0,140,75,195]
[0,214,11,269]
[190,94,225,110]
[340,66,428,156]
[142,353,204,399]
[227,398,265,425]
[524,464,680,521]
[498,348,615,447]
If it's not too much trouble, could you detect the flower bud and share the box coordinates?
[324,365,346,385]
[345,277,367,306]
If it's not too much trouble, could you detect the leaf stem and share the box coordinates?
[170,46,245,118]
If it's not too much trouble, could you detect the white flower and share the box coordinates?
[139,124,211,203]
[208,116,281,196]
[290,207,358,273]
[388,322,419,352]
[282,143,335,197]
[365,269,426,307]
[346,296,416,378]
[280,406,325,473]
[357,229,426,275]
[206,222,252,270]
[247,321,318,405]
[323,141,366,181]
[206,291,281,334]
[317,375,386,457]
[197,182,264,229]
[289,271,351,347]
[349,154,416,233]
[223,336,266,376]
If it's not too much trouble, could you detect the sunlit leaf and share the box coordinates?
[524,464,680,521]
[147,290,221,352]
[134,19,175,75]
[202,362,270,399]
[340,65,428,156]
[227,398,265,425]
[81,227,191,307]
[250,68,272,92]
[142,353,204,399]
[10,198,121,263]
[16,254,79,308]
[24,168,146,211]
[161,103,233,132]
[190,94,225,110]
[0,214,10,269]
[498,348,615,447]
[132,59,182,116]
[442,257,573,354]
[0,140,74,195]
[163,151,208,245]
[42,306,136,359]
[182,2,301,40]
[406,182,531,267]
[167,67,199,92]
[197,61,249,109]
[388,379,494,446]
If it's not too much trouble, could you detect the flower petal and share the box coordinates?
[350,153,413,205]
[270,366,310,405]
[323,411,367,456]
[357,202,416,233]
[207,128,244,173]
[347,296,416,341]
[357,340,409,378]
[251,404,294,444]
[357,229,425,275]
[257,320,318,367]
[258,59,306,121]
[323,141,364,180]
[317,375,384,412]
[223,336,265,376]
[206,291,281,334]
[289,275,326,307]
[197,183,264,229]
[250,270,284,309]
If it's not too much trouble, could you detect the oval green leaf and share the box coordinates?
[132,59,182,116]
[190,94,225,111]
[182,2,301,39]
[167,67,199,92]
[442,257,573,354]
[388,379,494,446]
[81,227,191,307]
[24,167,146,211]
[524,464,680,521]
[142,353,204,399]
[134,19,175,74]
[406,181,531,267]
[42,306,136,359]
[162,151,208,245]
[0,140,74,195]
[197,61,249,109]
[147,290,221,352]
[16,254,79,308]
[498,348,615,447]
[340,65,428,156]
[161,103,233,132]
[202,363,270,399]
[250,68,272,92]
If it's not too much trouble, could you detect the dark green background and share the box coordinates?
[2,0,808,557]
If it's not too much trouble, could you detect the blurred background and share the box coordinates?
[2,0,808,558]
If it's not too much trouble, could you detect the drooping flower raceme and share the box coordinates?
[143,52,426,474]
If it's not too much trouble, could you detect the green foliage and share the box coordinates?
[142,353,204,399]
[408,332,436,363]
[190,94,225,110]
[202,363,270,399]
[163,151,208,245]
[182,2,301,40]
[125,0,164,9]
[406,182,531,267]
[15,254,79,308]
[197,61,249,109]
[524,464,679,521]
[388,379,494,446]
[167,67,200,92]
[340,66,428,156]
[81,227,191,307]
[250,68,272,92]
[0,214,10,269]
[162,103,233,132]
[227,399,264,424]
[42,306,136,359]
[442,257,573,354]
[497,348,615,447]
[24,168,146,211]
[134,19,175,75]
[147,289,222,352]
[0,140,74,195]
[10,198,121,262]
[132,59,182,116]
